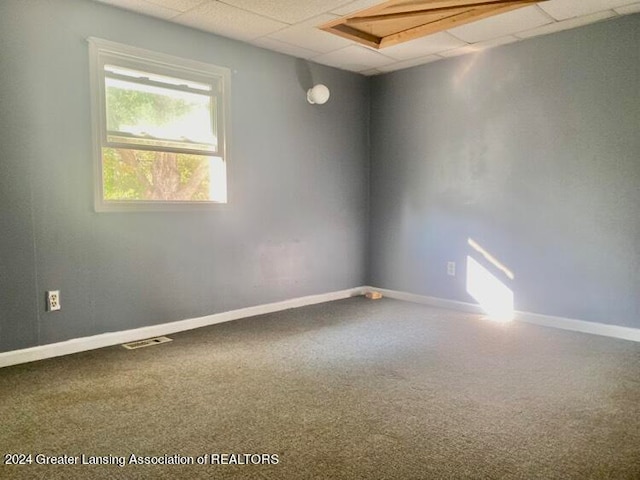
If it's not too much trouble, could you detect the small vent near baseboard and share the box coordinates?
[122,336,172,350]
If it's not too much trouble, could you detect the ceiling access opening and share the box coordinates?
[320,0,545,49]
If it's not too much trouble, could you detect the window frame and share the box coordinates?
[88,37,231,212]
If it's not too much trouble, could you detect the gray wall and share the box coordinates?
[0,0,369,352]
[1,1,638,355]
[370,14,640,327]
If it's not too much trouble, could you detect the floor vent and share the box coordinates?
[122,336,172,350]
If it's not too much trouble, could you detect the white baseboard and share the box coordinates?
[369,286,640,343]
[0,287,367,369]
[3,285,637,369]
[516,311,640,342]
[369,287,485,315]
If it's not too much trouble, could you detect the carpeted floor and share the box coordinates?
[1,297,639,479]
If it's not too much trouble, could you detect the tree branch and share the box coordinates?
[118,149,153,195]
[176,161,209,200]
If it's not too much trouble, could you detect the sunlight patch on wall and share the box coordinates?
[466,255,514,322]
[468,238,514,280]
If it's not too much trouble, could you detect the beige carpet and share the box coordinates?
[1,297,639,479]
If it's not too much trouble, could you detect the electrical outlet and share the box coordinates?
[47,290,61,311]
[447,262,456,277]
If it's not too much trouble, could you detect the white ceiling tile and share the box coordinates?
[220,0,348,23]
[313,45,395,72]
[468,35,519,50]
[174,2,287,41]
[538,0,633,20]
[360,68,384,76]
[251,37,319,59]
[144,0,206,12]
[438,35,519,57]
[94,0,181,19]
[614,3,640,14]
[330,0,384,16]
[447,5,552,43]
[294,13,341,28]
[438,48,469,58]
[380,32,467,60]
[516,10,617,38]
[268,14,354,53]
[377,54,441,72]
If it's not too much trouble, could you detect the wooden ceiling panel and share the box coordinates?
[320,0,546,49]
[354,11,450,37]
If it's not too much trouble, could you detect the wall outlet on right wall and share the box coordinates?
[447,262,456,277]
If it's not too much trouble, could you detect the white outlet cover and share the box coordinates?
[447,262,456,276]
[47,290,61,311]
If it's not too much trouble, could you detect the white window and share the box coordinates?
[88,38,230,211]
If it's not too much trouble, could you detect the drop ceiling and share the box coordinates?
[94,0,640,74]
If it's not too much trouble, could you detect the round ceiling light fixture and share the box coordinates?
[307,84,330,105]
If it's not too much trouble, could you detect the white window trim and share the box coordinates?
[88,37,231,212]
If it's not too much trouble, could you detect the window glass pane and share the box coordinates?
[105,65,212,92]
[105,77,217,151]
[102,147,226,202]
